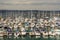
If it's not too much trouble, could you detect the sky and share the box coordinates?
[0,0,60,10]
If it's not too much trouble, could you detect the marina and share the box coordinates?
[0,10,60,40]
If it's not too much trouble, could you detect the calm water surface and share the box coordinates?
[0,35,59,40]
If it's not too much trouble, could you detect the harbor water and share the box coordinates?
[0,34,60,40]
[0,36,57,40]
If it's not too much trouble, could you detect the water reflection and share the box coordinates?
[2,35,58,40]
